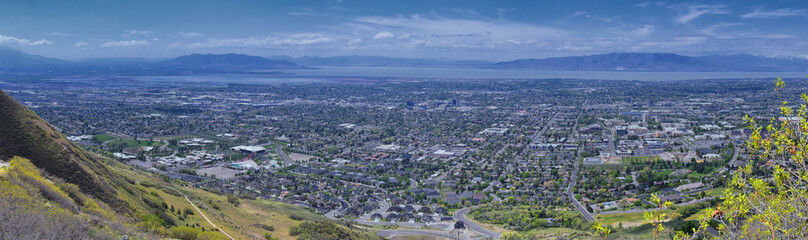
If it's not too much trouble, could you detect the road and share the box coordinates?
[532,112,558,142]
[454,208,500,239]
[256,141,295,166]
[566,150,595,222]
[728,145,741,167]
[595,197,714,215]
[377,230,465,240]
[566,115,596,222]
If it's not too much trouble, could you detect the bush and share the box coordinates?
[227,194,240,206]
[263,232,280,240]
[170,226,200,240]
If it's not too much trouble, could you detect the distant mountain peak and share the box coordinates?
[0,46,70,68]
[491,52,808,72]
[161,53,307,70]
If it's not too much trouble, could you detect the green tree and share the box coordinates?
[678,78,808,239]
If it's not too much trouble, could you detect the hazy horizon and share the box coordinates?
[1,0,807,61]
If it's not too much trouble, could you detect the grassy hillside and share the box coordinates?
[110,160,380,240]
[0,89,127,211]
[0,156,156,239]
[0,89,381,239]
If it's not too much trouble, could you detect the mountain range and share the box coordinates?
[1,46,806,72]
[491,52,808,72]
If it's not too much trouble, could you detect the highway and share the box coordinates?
[566,149,596,222]
[566,116,596,222]
[728,144,741,167]
[454,208,501,239]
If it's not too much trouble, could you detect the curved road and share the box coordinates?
[377,230,464,240]
[454,208,500,239]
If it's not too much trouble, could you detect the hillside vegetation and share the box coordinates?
[0,89,381,240]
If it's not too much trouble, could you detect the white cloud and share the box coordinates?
[740,8,808,19]
[352,16,568,49]
[669,4,729,24]
[122,30,154,37]
[288,7,314,16]
[347,38,362,46]
[372,31,395,40]
[176,31,203,38]
[760,34,795,39]
[634,1,650,8]
[629,25,655,37]
[187,33,336,48]
[29,39,52,46]
[74,41,88,47]
[48,32,70,37]
[700,22,742,38]
[0,34,52,46]
[100,40,150,48]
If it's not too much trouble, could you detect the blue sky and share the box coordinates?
[1,0,807,60]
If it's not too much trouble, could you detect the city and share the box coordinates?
[1,0,807,239]
[2,76,796,239]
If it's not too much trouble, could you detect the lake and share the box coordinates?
[136,66,808,84]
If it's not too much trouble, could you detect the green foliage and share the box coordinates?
[591,223,611,240]
[183,207,195,215]
[643,194,674,240]
[288,221,380,240]
[263,232,280,240]
[170,226,201,240]
[678,78,808,239]
[227,194,240,206]
[0,156,155,239]
[469,204,588,231]
[0,90,127,211]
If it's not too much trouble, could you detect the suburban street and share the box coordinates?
[454,208,501,239]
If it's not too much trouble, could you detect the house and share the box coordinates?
[386,213,399,221]
[400,213,414,221]
[659,194,684,203]
[421,215,434,222]
[675,182,704,192]
[370,213,383,221]
[387,206,403,213]
[435,207,449,215]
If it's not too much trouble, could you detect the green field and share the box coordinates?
[92,134,117,143]
[704,187,727,197]
[524,227,590,238]
[595,209,674,226]
[622,156,661,165]
[608,221,693,240]
[108,139,162,148]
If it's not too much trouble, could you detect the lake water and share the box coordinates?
[289,66,807,81]
[137,66,808,84]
